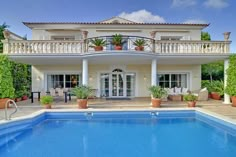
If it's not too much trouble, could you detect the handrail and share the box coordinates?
[5,99,18,120]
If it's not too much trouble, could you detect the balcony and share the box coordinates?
[2,36,231,55]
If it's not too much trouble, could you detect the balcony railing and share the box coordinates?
[2,36,231,55]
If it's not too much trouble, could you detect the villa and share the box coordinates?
[2,17,232,102]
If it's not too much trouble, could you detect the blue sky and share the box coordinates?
[0,0,235,51]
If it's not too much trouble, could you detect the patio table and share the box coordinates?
[31,91,41,103]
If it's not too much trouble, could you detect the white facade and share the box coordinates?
[2,17,231,98]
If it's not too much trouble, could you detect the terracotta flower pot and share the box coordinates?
[77,99,88,109]
[208,93,212,99]
[187,101,196,107]
[151,98,161,108]
[211,92,221,100]
[114,45,122,50]
[44,104,52,109]
[0,98,11,109]
[22,95,28,100]
[15,98,21,102]
[135,46,144,51]
[231,96,236,107]
[94,46,103,51]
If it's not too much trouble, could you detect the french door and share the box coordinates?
[111,73,124,97]
[100,72,136,97]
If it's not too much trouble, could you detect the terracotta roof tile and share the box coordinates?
[23,22,209,27]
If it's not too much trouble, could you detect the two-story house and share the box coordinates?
[2,17,231,103]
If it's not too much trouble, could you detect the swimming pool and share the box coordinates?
[0,109,236,157]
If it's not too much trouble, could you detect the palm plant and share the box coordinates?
[71,85,92,99]
[89,38,107,47]
[89,38,107,51]
[148,86,167,99]
[133,39,147,51]
[133,39,147,47]
[111,34,126,46]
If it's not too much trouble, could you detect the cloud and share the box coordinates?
[118,10,166,23]
[171,0,196,7]
[204,0,229,9]
[184,19,208,24]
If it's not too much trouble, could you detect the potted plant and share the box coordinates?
[211,80,224,100]
[111,34,126,50]
[0,55,15,109]
[89,38,107,51]
[71,85,92,109]
[148,86,167,108]
[40,95,53,109]
[133,39,147,51]
[21,85,29,100]
[15,90,23,102]
[183,94,198,107]
[225,55,236,107]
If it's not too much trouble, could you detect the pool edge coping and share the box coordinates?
[0,107,236,126]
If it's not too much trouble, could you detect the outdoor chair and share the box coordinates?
[192,88,209,101]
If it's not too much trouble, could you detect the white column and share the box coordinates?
[82,59,88,85]
[151,59,157,86]
[224,59,231,104]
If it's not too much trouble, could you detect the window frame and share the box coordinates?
[157,72,189,89]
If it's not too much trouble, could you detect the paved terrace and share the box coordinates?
[1,98,236,121]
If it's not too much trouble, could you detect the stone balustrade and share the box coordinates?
[2,37,231,55]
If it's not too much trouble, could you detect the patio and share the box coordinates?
[1,98,236,121]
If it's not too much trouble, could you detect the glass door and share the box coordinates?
[112,73,124,97]
[100,73,109,97]
[126,73,135,97]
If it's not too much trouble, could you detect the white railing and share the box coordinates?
[2,38,231,55]
[155,40,231,54]
[3,40,84,54]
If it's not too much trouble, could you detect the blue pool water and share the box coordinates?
[0,111,236,157]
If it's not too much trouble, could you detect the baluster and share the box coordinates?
[35,43,39,53]
[13,43,16,54]
[68,43,71,53]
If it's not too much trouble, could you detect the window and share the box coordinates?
[65,74,81,88]
[47,74,81,90]
[158,73,187,88]
[161,36,182,40]
[47,75,64,89]
[51,36,75,41]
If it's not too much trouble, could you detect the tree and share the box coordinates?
[201,32,224,81]
[201,32,211,41]
[202,61,224,82]
[0,23,9,53]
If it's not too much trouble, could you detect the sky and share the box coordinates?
[0,0,235,51]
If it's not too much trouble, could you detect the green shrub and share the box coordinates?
[40,95,53,105]
[201,80,213,92]
[183,94,197,101]
[148,86,167,99]
[11,62,29,97]
[71,85,92,99]
[0,55,15,98]
[225,55,236,96]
